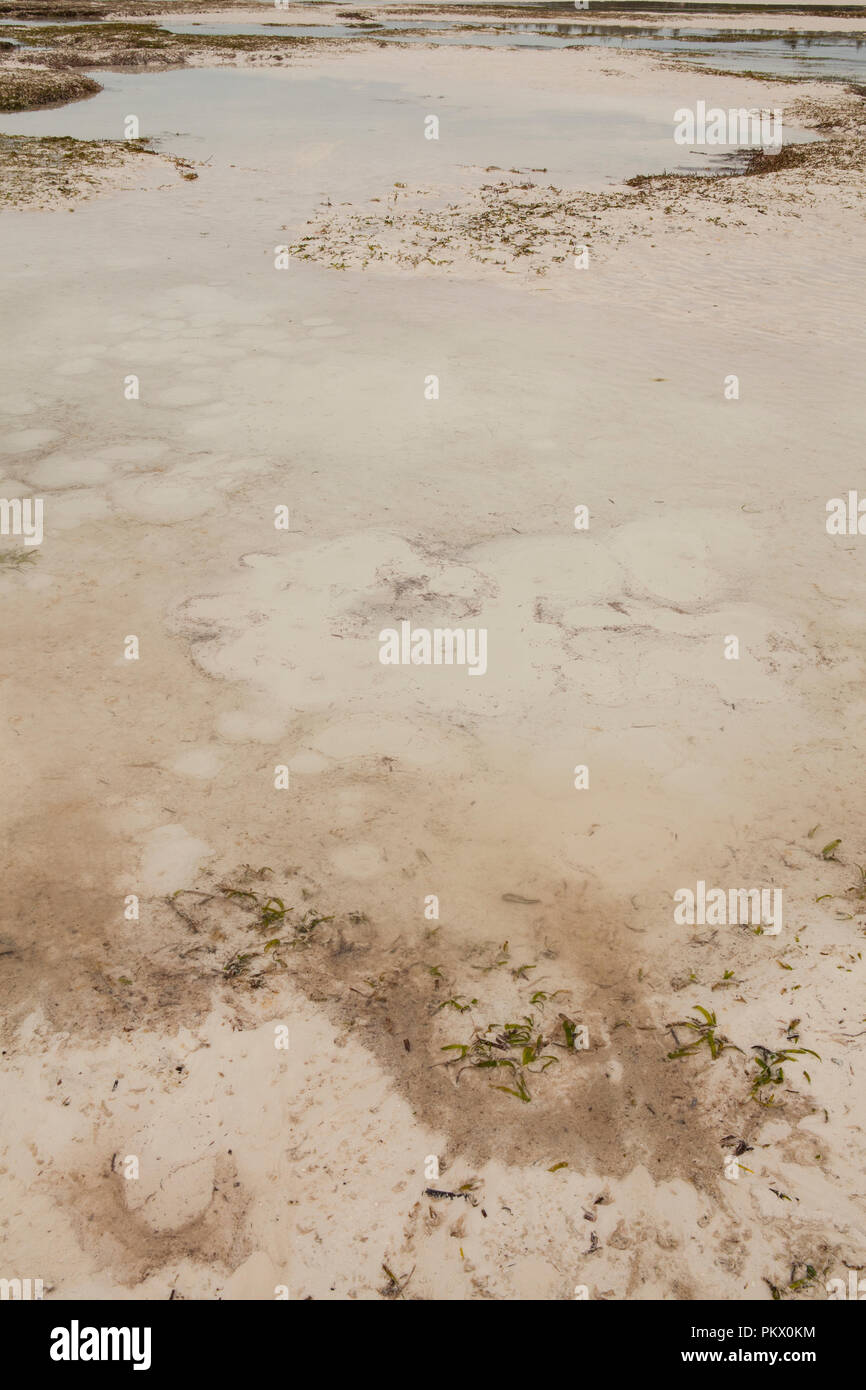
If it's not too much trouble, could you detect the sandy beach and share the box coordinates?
[1,1,866,1308]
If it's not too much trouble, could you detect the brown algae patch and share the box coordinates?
[0,64,102,110]
[2,22,346,68]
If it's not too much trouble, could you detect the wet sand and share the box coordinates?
[1,9,866,1300]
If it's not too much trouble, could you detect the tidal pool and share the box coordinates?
[0,62,817,195]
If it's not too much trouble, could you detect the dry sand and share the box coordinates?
[1,12,866,1301]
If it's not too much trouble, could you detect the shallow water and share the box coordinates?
[170,23,866,82]
[0,62,816,191]
[3,18,866,80]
